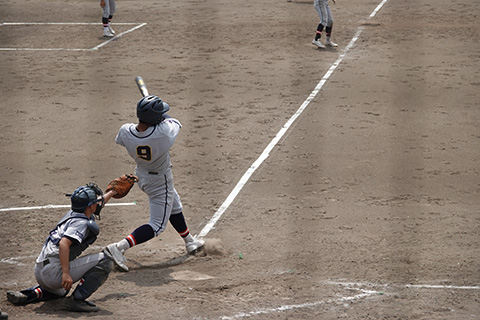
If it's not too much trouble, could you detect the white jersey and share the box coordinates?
[36,210,90,263]
[115,119,182,176]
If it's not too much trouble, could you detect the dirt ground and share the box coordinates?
[1,0,479,319]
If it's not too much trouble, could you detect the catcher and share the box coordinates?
[105,94,204,272]
[6,177,136,312]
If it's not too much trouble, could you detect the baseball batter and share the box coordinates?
[7,184,118,312]
[312,0,338,49]
[105,95,204,272]
[100,0,116,37]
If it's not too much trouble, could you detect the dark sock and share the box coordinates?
[127,224,155,246]
[315,24,324,41]
[169,212,190,238]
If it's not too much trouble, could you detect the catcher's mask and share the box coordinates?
[68,184,104,219]
[87,183,105,220]
[137,95,170,125]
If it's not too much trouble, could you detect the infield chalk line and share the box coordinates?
[370,0,389,18]
[198,1,388,239]
[220,289,377,320]
[328,280,480,291]
[218,280,480,319]
[0,202,136,212]
[92,23,147,50]
[405,284,480,290]
[0,22,142,25]
[0,22,147,51]
[195,36,364,236]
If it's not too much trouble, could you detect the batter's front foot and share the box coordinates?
[104,244,129,272]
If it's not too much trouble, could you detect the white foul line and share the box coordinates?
[0,202,136,212]
[218,280,480,319]
[0,22,142,26]
[0,255,38,267]
[328,280,480,291]
[198,4,380,238]
[370,0,390,18]
[405,284,480,290]
[91,23,147,50]
[0,22,147,51]
[220,290,377,320]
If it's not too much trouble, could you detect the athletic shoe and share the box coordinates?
[0,308,8,320]
[108,24,115,34]
[64,296,99,312]
[103,29,115,37]
[104,244,129,272]
[7,291,28,305]
[312,39,325,49]
[325,40,338,47]
[186,238,205,254]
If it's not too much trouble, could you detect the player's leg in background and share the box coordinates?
[101,0,114,37]
[312,0,328,48]
[108,0,116,34]
[324,5,338,47]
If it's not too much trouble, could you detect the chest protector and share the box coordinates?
[47,211,100,260]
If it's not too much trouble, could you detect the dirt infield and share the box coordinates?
[1,0,479,319]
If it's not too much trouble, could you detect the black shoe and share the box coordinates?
[0,309,8,320]
[65,296,99,312]
[7,291,28,305]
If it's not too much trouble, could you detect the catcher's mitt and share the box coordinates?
[106,174,138,199]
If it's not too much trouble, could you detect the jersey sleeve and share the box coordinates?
[157,118,181,151]
[163,118,182,137]
[115,123,131,147]
[63,219,89,244]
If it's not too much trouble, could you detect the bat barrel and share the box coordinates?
[135,76,149,97]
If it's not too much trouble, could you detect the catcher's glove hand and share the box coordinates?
[106,174,138,199]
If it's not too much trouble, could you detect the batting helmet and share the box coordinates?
[70,186,99,213]
[136,95,170,125]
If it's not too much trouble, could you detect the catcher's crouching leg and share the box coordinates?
[71,254,114,301]
[7,285,64,305]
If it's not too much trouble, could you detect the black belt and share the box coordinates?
[148,171,158,175]
[42,259,50,266]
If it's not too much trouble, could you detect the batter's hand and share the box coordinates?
[100,0,106,8]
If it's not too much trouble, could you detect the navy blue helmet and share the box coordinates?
[136,95,170,125]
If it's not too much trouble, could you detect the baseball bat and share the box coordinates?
[135,76,149,97]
